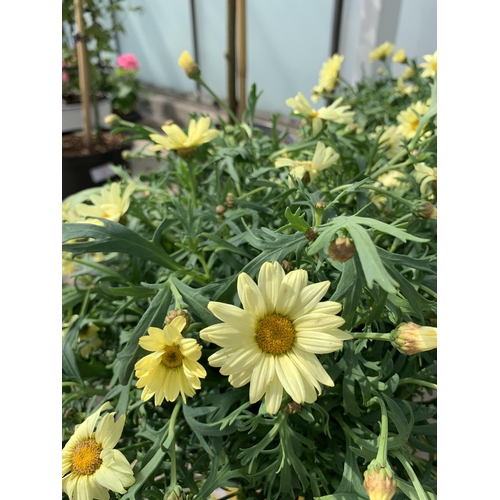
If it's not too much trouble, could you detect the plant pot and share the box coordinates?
[62,133,132,199]
[62,96,113,133]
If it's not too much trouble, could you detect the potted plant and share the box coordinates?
[62,0,143,199]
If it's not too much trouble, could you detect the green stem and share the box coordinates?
[368,185,415,209]
[393,451,430,500]
[417,284,437,299]
[352,332,392,342]
[236,186,267,200]
[198,77,239,124]
[369,158,414,180]
[197,253,212,281]
[169,398,183,488]
[117,441,150,453]
[367,397,389,464]
[398,378,437,391]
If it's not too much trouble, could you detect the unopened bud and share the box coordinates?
[328,237,355,262]
[178,51,201,80]
[305,228,318,242]
[165,310,191,332]
[391,322,437,355]
[284,401,301,414]
[64,407,75,420]
[104,113,119,126]
[363,462,397,500]
[414,201,437,220]
[121,150,133,161]
[225,192,236,208]
[315,201,326,210]
[282,260,294,273]
[216,205,226,215]
[164,485,185,500]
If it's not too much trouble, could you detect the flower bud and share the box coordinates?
[414,201,437,220]
[121,150,133,161]
[363,463,397,500]
[216,205,226,215]
[164,485,185,500]
[282,260,294,273]
[305,228,318,242]
[315,201,326,210]
[165,309,191,332]
[225,192,236,208]
[104,113,119,126]
[178,51,200,80]
[328,237,355,262]
[391,322,437,355]
[284,401,301,414]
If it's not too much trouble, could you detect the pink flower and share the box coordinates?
[116,53,140,71]
[62,72,69,83]
[62,59,67,68]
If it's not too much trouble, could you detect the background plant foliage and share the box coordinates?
[62,52,437,500]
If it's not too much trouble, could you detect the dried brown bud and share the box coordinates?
[64,407,75,420]
[328,237,355,262]
[414,201,437,220]
[216,205,226,215]
[305,228,319,241]
[315,201,326,210]
[165,309,191,332]
[284,401,302,414]
[282,260,294,273]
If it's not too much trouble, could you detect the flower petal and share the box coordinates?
[289,281,330,319]
[238,272,267,318]
[258,261,285,314]
[207,302,257,332]
[275,269,308,316]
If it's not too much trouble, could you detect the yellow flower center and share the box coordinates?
[255,314,295,355]
[432,62,437,71]
[161,345,184,368]
[71,439,103,476]
[411,118,419,132]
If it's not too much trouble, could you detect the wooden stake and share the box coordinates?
[226,0,237,123]
[236,0,247,121]
[73,0,92,150]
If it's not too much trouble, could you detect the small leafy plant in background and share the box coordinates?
[62,43,437,500]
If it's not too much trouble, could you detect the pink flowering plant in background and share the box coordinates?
[116,53,140,72]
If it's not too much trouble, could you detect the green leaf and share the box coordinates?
[62,219,182,271]
[284,206,311,232]
[171,279,219,326]
[62,315,85,384]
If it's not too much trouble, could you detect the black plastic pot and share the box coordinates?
[62,143,131,199]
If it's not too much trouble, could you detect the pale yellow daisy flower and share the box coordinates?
[399,66,414,81]
[419,51,437,78]
[75,182,136,222]
[311,54,344,99]
[149,117,219,156]
[413,163,437,196]
[392,48,407,64]
[200,261,352,414]
[78,323,103,359]
[275,141,339,185]
[62,251,78,276]
[396,100,430,140]
[369,41,395,61]
[377,125,404,159]
[286,93,354,134]
[134,316,207,405]
[62,402,135,499]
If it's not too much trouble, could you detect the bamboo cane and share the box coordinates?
[236,0,247,121]
[226,0,237,123]
[73,0,92,150]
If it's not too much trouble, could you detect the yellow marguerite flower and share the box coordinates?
[369,41,395,61]
[311,54,344,100]
[178,50,200,79]
[377,125,404,159]
[63,251,78,276]
[413,163,437,197]
[392,48,407,64]
[399,66,414,81]
[62,402,135,499]
[78,323,103,359]
[369,169,408,209]
[149,117,219,155]
[419,50,437,78]
[275,141,339,185]
[134,316,207,405]
[396,100,430,140]
[286,92,354,135]
[75,182,136,223]
[200,261,352,414]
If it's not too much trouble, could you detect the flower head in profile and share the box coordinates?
[311,53,344,100]
[200,261,352,414]
[392,48,407,64]
[116,53,139,71]
[391,322,437,355]
[396,100,430,140]
[75,182,136,222]
[377,125,404,159]
[275,141,339,186]
[62,402,135,499]
[134,316,207,405]
[369,41,395,61]
[419,50,437,78]
[149,117,219,157]
[413,163,437,197]
[178,50,200,80]
[286,92,354,135]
